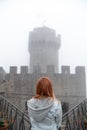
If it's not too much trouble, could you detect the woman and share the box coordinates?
[27,76,62,130]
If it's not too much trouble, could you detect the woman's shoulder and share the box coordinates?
[27,98,35,104]
[53,98,61,107]
[50,98,62,114]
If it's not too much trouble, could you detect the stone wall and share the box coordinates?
[0,65,86,112]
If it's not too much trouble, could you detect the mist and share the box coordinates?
[0,0,87,77]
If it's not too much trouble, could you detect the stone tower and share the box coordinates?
[29,26,61,73]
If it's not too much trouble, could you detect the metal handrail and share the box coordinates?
[0,95,31,130]
[62,98,87,130]
[0,95,87,130]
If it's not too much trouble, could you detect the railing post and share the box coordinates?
[62,98,87,130]
[0,95,31,130]
[19,113,25,130]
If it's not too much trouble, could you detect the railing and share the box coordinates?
[0,95,87,130]
[0,96,31,130]
[62,98,87,130]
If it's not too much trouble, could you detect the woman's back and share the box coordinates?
[27,77,62,130]
[27,97,62,130]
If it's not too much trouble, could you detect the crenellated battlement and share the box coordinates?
[0,65,86,111]
[0,65,86,100]
[9,66,28,74]
[75,66,85,76]
[61,66,70,74]
[61,66,85,75]
[0,65,85,75]
[10,66,17,74]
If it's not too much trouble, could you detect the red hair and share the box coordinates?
[34,77,54,99]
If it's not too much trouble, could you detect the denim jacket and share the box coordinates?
[27,97,62,130]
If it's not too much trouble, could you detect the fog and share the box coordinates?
[0,0,87,79]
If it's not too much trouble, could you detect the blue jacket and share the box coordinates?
[27,97,62,130]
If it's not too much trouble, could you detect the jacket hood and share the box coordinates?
[27,97,54,121]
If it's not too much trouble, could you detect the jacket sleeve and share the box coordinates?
[50,100,62,129]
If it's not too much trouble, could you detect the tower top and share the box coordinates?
[29,26,61,73]
[33,26,55,32]
[29,26,61,44]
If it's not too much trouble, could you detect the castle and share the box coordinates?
[0,26,86,113]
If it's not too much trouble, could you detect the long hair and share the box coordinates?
[34,77,55,99]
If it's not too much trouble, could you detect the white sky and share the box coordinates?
[0,0,87,76]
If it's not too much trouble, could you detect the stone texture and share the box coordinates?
[0,65,86,112]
